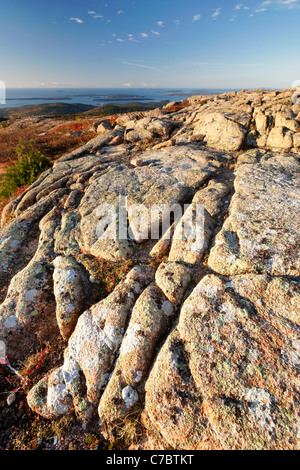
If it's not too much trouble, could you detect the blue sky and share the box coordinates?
[0,0,299,89]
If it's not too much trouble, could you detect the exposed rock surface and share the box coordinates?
[0,88,299,450]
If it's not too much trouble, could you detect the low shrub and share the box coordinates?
[0,139,52,199]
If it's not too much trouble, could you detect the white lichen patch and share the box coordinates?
[134,370,143,383]
[162,301,174,316]
[66,304,75,313]
[47,369,71,415]
[53,268,77,295]
[102,323,119,351]
[4,315,18,329]
[281,339,300,368]
[92,304,110,321]
[195,279,222,300]
[205,344,215,354]
[243,387,275,433]
[226,255,237,264]
[218,302,243,322]
[121,323,142,354]
[62,355,80,386]
[24,289,38,302]
[122,386,138,408]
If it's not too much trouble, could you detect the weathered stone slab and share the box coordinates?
[27,266,153,421]
[78,146,229,259]
[192,112,247,151]
[208,153,300,276]
[144,273,299,450]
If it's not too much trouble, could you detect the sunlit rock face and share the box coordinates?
[1,88,299,450]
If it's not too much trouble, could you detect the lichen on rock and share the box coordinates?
[0,87,299,450]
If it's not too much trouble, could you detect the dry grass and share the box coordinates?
[0,337,105,450]
[0,117,98,217]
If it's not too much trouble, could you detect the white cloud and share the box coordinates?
[117,38,124,42]
[118,10,124,14]
[212,8,222,19]
[193,14,201,21]
[175,19,181,25]
[151,30,160,35]
[277,0,299,7]
[157,20,164,27]
[127,34,139,42]
[141,33,149,38]
[256,0,299,10]
[70,17,84,24]
[234,3,243,9]
[88,10,103,18]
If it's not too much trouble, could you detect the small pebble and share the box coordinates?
[7,391,16,406]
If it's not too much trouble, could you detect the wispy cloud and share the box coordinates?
[141,33,149,38]
[157,20,165,27]
[122,61,161,71]
[255,0,300,11]
[151,30,160,35]
[212,8,222,19]
[127,34,140,43]
[277,0,299,7]
[70,17,84,24]
[185,61,274,67]
[88,10,104,19]
[193,14,201,22]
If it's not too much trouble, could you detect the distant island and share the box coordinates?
[0,100,170,119]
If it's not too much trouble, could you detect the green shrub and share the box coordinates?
[0,139,52,199]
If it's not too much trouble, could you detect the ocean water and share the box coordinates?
[2,88,236,109]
